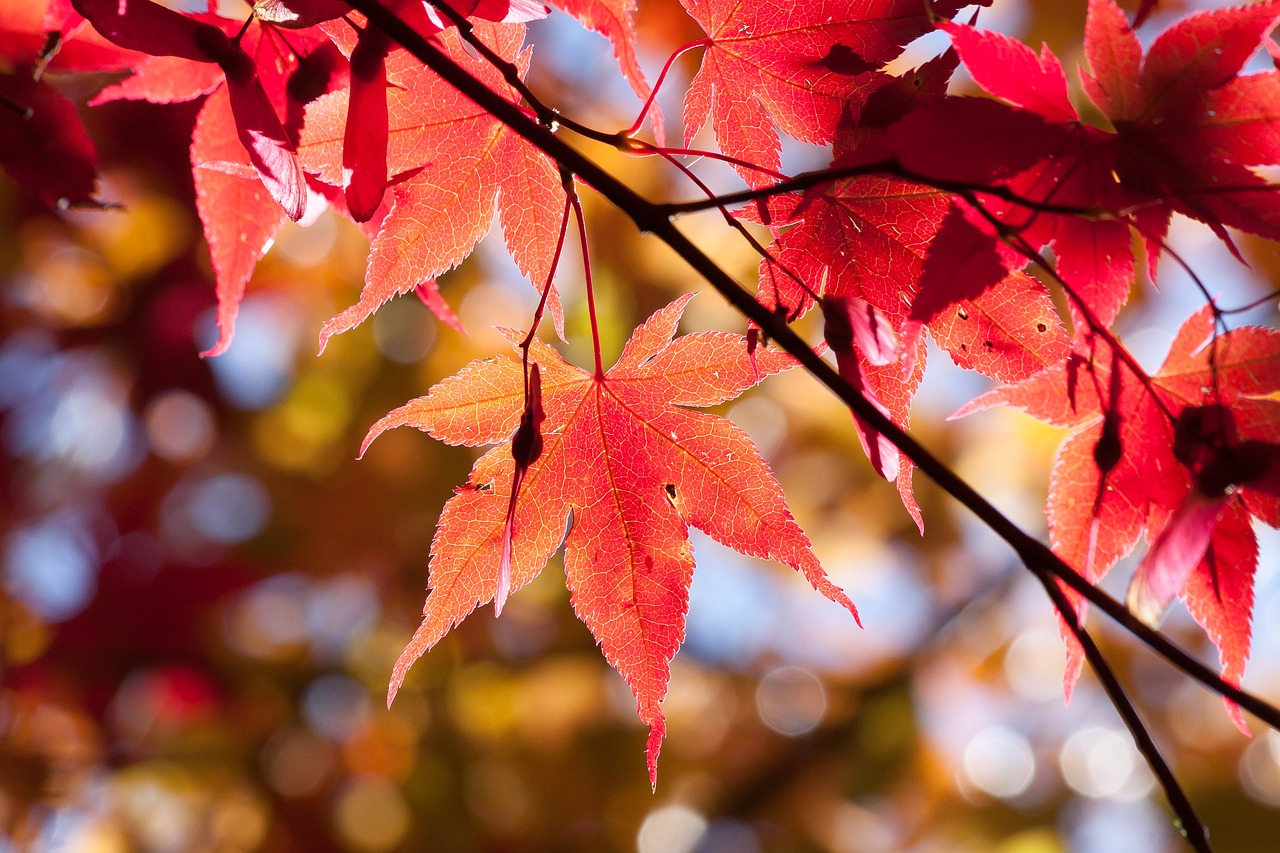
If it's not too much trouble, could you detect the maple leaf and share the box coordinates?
[680,0,936,186]
[756,123,1069,518]
[299,23,564,349]
[361,295,859,783]
[954,309,1280,727]
[73,3,337,354]
[1079,0,1280,259]
[939,19,1138,328]
[939,1,1280,327]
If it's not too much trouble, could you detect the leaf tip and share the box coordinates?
[845,597,863,629]
[357,426,379,460]
[199,325,234,359]
[387,661,408,710]
[316,325,334,356]
[1226,698,1251,736]
[1062,642,1085,706]
[415,281,465,333]
[645,722,665,790]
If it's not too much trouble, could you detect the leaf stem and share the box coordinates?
[630,140,819,306]
[623,38,711,138]
[519,172,575,357]
[567,181,605,379]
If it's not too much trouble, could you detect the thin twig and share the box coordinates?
[656,159,1102,218]
[1038,572,1212,852]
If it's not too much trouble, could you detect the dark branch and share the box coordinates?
[1037,573,1212,852]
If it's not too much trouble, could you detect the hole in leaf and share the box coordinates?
[1036,322,1047,333]
[664,483,678,500]
[815,44,874,76]
[957,307,970,320]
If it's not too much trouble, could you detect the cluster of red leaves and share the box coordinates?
[751,0,1280,717]
[939,0,1280,715]
[5,0,1279,781]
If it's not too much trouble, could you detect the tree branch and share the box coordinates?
[1037,572,1212,852]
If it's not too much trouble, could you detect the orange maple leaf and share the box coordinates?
[361,294,859,783]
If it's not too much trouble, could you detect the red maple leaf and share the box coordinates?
[946,0,1280,312]
[299,23,564,350]
[360,294,859,783]
[1090,0,1280,256]
[69,0,340,354]
[756,115,1069,519]
[955,309,1280,727]
[939,19,1138,328]
[680,0,936,186]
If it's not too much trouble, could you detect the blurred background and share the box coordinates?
[3,0,1280,851]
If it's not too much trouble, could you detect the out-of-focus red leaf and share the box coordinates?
[91,54,224,105]
[191,85,289,357]
[681,0,936,186]
[1127,488,1228,626]
[0,71,100,207]
[0,0,139,71]
[414,281,465,333]
[344,30,391,222]
[823,296,899,480]
[69,0,239,65]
